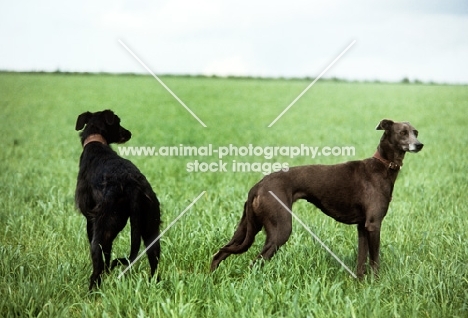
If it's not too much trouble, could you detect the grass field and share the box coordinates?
[0,72,467,317]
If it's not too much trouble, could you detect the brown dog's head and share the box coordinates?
[376,119,423,153]
[75,110,131,146]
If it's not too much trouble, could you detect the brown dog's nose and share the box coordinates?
[415,143,424,151]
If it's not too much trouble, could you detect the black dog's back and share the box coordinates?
[76,142,160,225]
[75,110,160,290]
[76,143,159,215]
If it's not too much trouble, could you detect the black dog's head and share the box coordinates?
[75,110,132,145]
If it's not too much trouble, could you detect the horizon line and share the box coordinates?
[0,69,465,86]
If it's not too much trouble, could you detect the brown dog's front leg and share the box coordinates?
[356,223,368,278]
[367,229,381,277]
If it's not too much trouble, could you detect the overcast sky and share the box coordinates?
[1,0,467,83]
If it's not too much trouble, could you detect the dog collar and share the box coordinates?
[83,134,107,148]
[372,151,400,170]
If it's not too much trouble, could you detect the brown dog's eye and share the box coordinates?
[413,130,419,137]
[400,130,408,136]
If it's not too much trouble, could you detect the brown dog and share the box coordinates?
[211,119,423,278]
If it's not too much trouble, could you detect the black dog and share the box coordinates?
[75,110,161,290]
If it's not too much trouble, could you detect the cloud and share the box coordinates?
[1,0,467,82]
[100,0,223,37]
[203,56,251,77]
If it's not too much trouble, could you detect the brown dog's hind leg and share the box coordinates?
[254,201,292,264]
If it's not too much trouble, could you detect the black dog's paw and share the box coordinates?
[111,258,130,270]
[155,273,162,283]
[89,274,102,291]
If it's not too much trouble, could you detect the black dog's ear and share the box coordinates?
[75,112,93,131]
[376,119,394,131]
[103,110,116,125]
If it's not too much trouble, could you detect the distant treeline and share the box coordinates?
[0,70,459,85]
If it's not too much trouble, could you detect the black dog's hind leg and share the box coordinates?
[86,216,105,290]
[89,230,112,290]
[142,220,160,278]
[89,214,121,290]
[142,197,161,278]
[86,219,94,244]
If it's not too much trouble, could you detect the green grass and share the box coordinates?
[1,72,467,317]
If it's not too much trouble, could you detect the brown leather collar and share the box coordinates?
[83,134,107,148]
[373,151,400,170]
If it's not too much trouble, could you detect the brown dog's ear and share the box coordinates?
[376,119,394,131]
[103,110,116,125]
[75,112,93,131]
